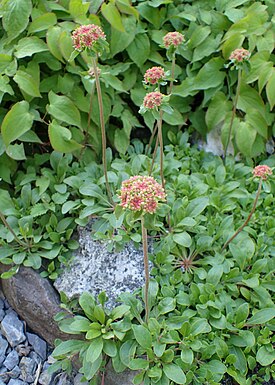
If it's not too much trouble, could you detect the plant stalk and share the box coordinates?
[141,216,149,323]
[92,56,114,205]
[222,178,262,251]
[0,211,29,248]
[224,68,242,162]
[169,53,176,94]
[157,110,165,189]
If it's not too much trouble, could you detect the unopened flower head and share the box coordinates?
[72,24,106,52]
[143,91,164,110]
[229,48,250,63]
[144,66,165,85]
[119,176,166,214]
[253,165,272,180]
[88,67,101,77]
[163,32,185,49]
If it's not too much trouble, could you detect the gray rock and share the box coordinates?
[0,309,5,321]
[0,266,74,346]
[19,356,37,383]
[0,366,9,383]
[9,366,20,379]
[0,379,5,385]
[0,297,4,309]
[26,333,47,361]
[7,380,27,385]
[54,225,147,308]
[104,362,141,385]
[3,350,19,370]
[73,373,88,385]
[0,335,9,365]
[53,373,73,385]
[1,311,26,347]
[38,362,53,385]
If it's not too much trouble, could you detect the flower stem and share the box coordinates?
[0,211,29,248]
[146,121,158,156]
[169,53,176,94]
[141,216,149,323]
[92,56,114,206]
[224,68,242,162]
[222,178,262,251]
[157,110,165,189]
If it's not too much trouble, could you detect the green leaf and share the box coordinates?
[206,265,223,286]
[86,337,104,363]
[28,12,57,33]
[52,340,85,357]
[235,121,256,157]
[173,232,192,248]
[256,345,275,366]
[127,34,150,67]
[79,292,96,319]
[247,308,275,325]
[185,197,209,217]
[69,0,90,24]
[110,305,130,320]
[2,0,32,42]
[101,3,125,32]
[266,69,275,110]
[46,26,64,62]
[163,363,186,384]
[93,305,105,324]
[235,303,249,325]
[190,318,211,336]
[132,325,152,349]
[0,190,14,213]
[111,15,137,55]
[14,69,41,97]
[180,348,194,365]
[15,37,48,58]
[6,143,26,159]
[188,26,211,49]
[48,120,83,153]
[103,340,117,357]
[1,101,33,147]
[129,358,149,370]
[47,92,82,128]
[70,316,91,332]
[206,92,232,131]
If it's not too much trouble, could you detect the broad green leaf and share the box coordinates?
[79,292,96,319]
[173,231,192,248]
[2,0,32,41]
[158,297,176,315]
[119,340,137,366]
[70,316,91,332]
[110,305,130,320]
[47,92,81,128]
[188,26,211,49]
[111,15,137,55]
[246,109,268,139]
[206,92,232,131]
[266,69,275,110]
[69,0,90,24]
[46,26,64,62]
[247,308,275,325]
[86,337,103,362]
[180,348,194,365]
[101,3,125,32]
[82,353,102,380]
[28,12,57,33]
[132,325,152,349]
[14,69,41,97]
[222,33,245,58]
[116,0,139,19]
[127,34,150,68]
[129,358,149,370]
[235,303,249,325]
[163,363,186,384]
[58,30,74,62]
[52,340,85,357]
[238,83,266,114]
[185,197,209,217]
[229,330,255,347]
[235,121,256,157]
[256,345,275,366]
[0,190,14,213]
[15,37,48,58]
[1,101,33,147]
[103,340,117,357]
[190,318,211,336]
[0,54,13,73]
[48,120,83,153]
[206,264,223,286]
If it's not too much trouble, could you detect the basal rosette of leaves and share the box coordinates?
[0,0,274,184]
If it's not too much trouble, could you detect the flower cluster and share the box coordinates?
[163,32,185,49]
[144,66,165,85]
[119,176,166,214]
[229,48,250,63]
[72,24,106,52]
[253,165,272,180]
[142,91,164,110]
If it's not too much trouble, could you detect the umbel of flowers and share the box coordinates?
[222,165,273,250]
[71,24,113,204]
[119,176,166,322]
[143,66,166,86]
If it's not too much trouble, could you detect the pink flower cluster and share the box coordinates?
[144,66,165,85]
[229,48,250,62]
[72,24,106,52]
[119,176,166,214]
[253,165,272,180]
[163,32,185,48]
[143,91,164,109]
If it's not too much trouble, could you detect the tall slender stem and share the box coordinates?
[0,211,29,248]
[146,121,158,156]
[92,56,114,205]
[141,216,149,323]
[224,69,242,162]
[222,179,262,251]
[157,110,165,189]
[149,135,159,175]
[169,53,176,94]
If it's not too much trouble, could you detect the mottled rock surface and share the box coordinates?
[54,225,147,308]
[0,266,72,346]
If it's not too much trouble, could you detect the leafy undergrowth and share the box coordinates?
[1,133,270,385]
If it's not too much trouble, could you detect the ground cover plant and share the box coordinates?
[0,0,275,384]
